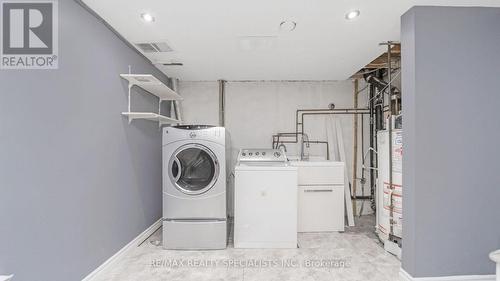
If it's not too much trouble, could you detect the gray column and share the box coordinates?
[401,6,500,278]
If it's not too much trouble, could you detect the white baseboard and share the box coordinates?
[82,219,162,281]
[400,268,496,281]
[0,275,14,281]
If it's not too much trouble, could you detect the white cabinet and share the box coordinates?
[291,161,345,232]
[297,165,344,185]
[298,185,344,232]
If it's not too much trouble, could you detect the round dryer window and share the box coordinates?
[169,144,219,195]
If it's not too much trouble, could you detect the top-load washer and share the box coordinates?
[234,149,298,248]
[162,125,230,250]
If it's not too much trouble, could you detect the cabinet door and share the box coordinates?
[298,185,344,232]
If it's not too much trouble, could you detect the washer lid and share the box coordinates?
[235,163,297,171]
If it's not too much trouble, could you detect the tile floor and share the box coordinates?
[94,215,402,281]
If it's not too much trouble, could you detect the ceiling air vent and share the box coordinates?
[135,42,173,53]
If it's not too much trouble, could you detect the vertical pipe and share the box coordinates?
[374,70,381,211]
[352,79,359,216]
[369,82,376,211]
[359,107,365,216]
[218,80,226,127]
[386,42,395,236]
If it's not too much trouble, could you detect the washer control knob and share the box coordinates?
[249,152,253,156]
[255,152,259,156]
[242,152,246,156]
[262,152,266,156]
[274,151,281,158]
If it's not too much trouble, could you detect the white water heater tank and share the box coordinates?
[376,130,403,242]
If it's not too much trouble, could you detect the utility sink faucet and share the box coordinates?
[277,143,287,152]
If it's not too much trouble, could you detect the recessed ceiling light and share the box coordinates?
[279,20,297,32]
[141,13,155,23]
[345,10,360,20]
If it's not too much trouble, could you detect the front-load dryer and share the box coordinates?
[162,125,230,250]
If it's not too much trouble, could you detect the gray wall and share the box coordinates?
[0,1,167,280]
[401,6,500,278]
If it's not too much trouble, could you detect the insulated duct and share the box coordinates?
[364,74,400,96]
[170,78,182,124]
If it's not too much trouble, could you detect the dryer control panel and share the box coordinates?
[163,126,225,146]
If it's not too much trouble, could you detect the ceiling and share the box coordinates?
[82,0,500,81]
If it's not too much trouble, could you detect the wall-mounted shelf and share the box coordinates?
[121,112,180,125]
[120,73,182,127]
[120,74,182,101]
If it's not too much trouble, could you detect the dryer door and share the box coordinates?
[169,143,220,195]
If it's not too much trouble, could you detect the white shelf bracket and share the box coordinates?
[158,99,164,129]
[127,84,133,124]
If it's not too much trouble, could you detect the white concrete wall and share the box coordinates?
[178,80,373,215]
